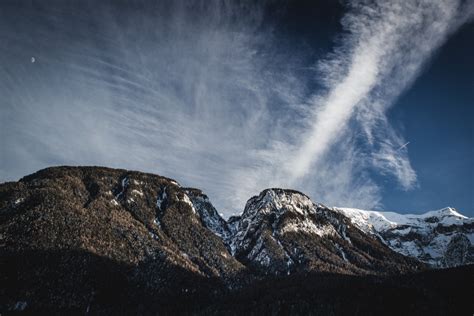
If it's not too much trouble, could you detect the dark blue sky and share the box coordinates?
[0,0,472,216]
[383,24,474,215]
[268,1,473,215]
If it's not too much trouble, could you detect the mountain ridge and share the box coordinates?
[1,166,473,313]
[335,206,474,267]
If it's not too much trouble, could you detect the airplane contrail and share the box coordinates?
[397,142,410,151]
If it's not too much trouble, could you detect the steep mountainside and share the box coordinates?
[229,189,423,275]
[183,188,232,241]
[0,167,244,312]
[335,207,474,267]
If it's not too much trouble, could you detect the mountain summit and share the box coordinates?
[335,207,473,267]
[229,188,422,275]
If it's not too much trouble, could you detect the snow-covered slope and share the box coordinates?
[335,207,474,267]
[229,189,423,275]
[183,188,232,241]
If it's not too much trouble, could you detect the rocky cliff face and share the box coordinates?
[183,188,232,241]
[335,207,474,267]
[229,188,422,275]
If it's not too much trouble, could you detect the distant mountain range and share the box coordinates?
[1,166,472,314]
[336,207,473,267]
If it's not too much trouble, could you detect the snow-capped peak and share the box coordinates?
[236,189,336,239]
[335,207,470,230]
[242,189,317,217]
[229,188,425,275]
[334,206,473,267]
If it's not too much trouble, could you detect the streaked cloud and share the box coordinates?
[0,0,472,215]
[283,0,472,187]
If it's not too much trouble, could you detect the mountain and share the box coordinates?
[229,188,422,275]
[335,207,474,267]
[1,166,472,314]
[0,166,244,313]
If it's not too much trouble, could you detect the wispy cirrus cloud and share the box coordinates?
[0,0,472,215]
[235,0,473,210]
[285,0,472,185]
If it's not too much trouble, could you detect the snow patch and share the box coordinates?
[186,194,231,239]
[394,226,411,235]
[154,188,167,228]
[281,219,335,237]
[335,243,348,262]
[131,189,144,197]
[340,224,351,244]
[156,189,167,210]
[115,177,129,200]
[149,231,159,240]
[254,248,271,267]
[180,193,197,214]
[13,198,24,205]
[153,218,161,229]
